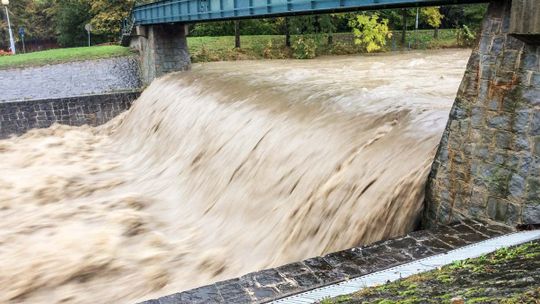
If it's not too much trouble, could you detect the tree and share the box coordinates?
[348,13,391,53]
[53,0,93,46]
[318,15,336,45]
[421,7,444,38]
[234,20,240,48]
[440,4,487,30]
[89,0,135,41]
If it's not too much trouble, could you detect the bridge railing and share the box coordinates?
[132,0,487,25]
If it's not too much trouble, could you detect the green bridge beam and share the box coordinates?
[133,0,489,25]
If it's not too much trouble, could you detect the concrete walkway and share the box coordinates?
[0,57,141,102]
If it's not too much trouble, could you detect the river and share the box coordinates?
[0,49,470,303]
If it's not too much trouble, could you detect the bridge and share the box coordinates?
[131,0,487,25]
[127,0,493,82]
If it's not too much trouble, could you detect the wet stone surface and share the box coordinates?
[139,219,513,304]
[0,57,141,102]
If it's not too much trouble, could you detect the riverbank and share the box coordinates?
[190,29,467,62]
[320,241,540,304]
[0,29,466,70]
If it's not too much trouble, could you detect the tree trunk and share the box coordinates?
[434,28,439,39]
[327,33,333,46]
[234,20,241,48]
[285,17,291,47]
[401,9,407,47]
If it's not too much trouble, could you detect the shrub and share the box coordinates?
[0,50,12,56]
[348,14,391,53]
[457,25,476,47]
[291,36,317,59]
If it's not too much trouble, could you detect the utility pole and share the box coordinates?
[1,0,16,54]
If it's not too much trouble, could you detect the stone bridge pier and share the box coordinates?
[129,23,191,84]
[425,0,540,227]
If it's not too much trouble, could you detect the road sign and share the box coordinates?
[18,26,24,38]
[85,24,92,47]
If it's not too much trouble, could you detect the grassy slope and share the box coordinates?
[0,45,135,69]
[320,241,540,304]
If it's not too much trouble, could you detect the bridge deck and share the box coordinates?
[133,0,488,25]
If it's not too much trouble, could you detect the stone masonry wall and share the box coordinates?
[135,24,191,84]
[0,91,140,139]
[425,0,540,227]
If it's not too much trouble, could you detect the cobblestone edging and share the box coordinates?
[139,220,513,304]
[0,91,140,139]
[425,0,540,227]
[0,56,141,102]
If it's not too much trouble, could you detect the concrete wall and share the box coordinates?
[0,91,140,139]
[425,0,540,227]
[0,57,141,102]
[133,24,191,84]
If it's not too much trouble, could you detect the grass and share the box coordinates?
[0,45,135,69]
[188,29,467,62]
[319,241,540,304]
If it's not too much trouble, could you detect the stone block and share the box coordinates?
[487,113,512,130]
[530,111,540,135]
[486,197,509,221]
[523,205,540,224]
[522,52,539,71]
[534,137,540,156]
[527,178,540,204]
[495,131,513,149]
[471,107,485,128]
[508,173,526,198]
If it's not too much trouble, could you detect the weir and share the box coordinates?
[0,1,538,303]
[124,0,540,226]
[121,0,540,302]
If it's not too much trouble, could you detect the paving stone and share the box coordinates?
[303,257,347,284]
[252,269,284,286]
[216,280,252,303]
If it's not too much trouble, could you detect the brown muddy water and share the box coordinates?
[0,49,470,303]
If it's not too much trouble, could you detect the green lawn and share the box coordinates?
[0,45,135,69]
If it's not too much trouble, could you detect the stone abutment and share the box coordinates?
[425,0,540,227]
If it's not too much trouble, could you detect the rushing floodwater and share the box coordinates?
[0,49,470,303]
